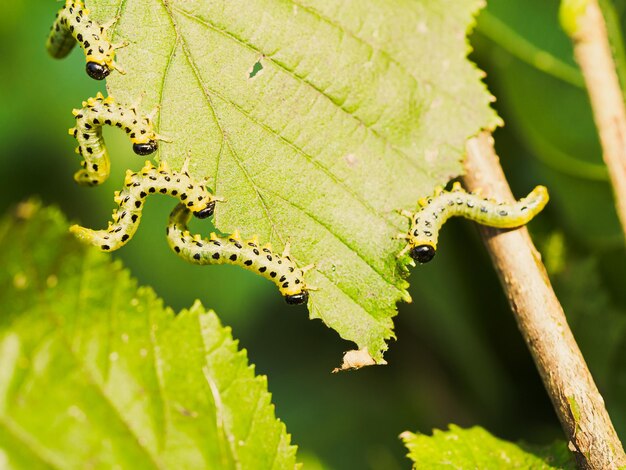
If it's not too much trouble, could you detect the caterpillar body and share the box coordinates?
[398,182,549,263]
[71,160,220,251]
[69,92,162,186]
[166,204,312,305]
[47,0,125,80]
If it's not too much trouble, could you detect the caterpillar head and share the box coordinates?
[409,243,436,263]
[132,140,158,156]
[284,291,309,305]
[131,117,160,156]
[194,201,216,219]
[182,182,219,219]
[85,42,124,80]
[86,61,111,80]
[279,258,313,305]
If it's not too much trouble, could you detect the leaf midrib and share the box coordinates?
[0,243,164,469]
[0,414,64,469]
[68,257,165,468]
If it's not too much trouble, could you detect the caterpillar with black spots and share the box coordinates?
[398,182,549,263]
[166,204,314,305]
[71,160,221,251]
[69,92,165,186]
[47,0,125,80]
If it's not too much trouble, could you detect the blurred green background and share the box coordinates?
[0,0,625,468]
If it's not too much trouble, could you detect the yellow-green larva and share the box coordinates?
[69,92,163,186]
[71,160,220,251]
[47,0,125,80]
[166,204,313,305]
[398,182,549,263]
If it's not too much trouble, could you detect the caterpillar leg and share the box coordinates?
[166,205,311,305]
[69,92,164,186]
[70,160,221,251]
[401,184,549,264]
[47,0,122,80]
[396,209,414,219]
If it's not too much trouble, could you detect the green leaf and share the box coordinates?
[0,201,297,469]
[401,425,575,469]
[86,0,498,364]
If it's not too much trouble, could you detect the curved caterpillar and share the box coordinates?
[71,160,220,251]
[47,0,125,80]
[69,92,164,186]
[398,182,549,263]
[166,204,313,305]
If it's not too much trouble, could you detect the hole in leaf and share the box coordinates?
[249,60,263,78]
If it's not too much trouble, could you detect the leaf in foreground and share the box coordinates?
[84,0,499,365]
[0,202,296,469]
[401,424,574,469]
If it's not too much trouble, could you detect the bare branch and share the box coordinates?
[563,0,626,238]
[464,132,626,470]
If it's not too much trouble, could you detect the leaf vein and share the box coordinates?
[223,141,283,243]
[258,186,405,311]
[0,415,63,469]
[148,306,170,456]
[45,277,164,468]
[171,5,427,173]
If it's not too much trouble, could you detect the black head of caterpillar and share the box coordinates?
[166,204,314,305]
[397,182,549,264]
[71,160,222,251]
[69,92,167,186]
[46,0,126,80]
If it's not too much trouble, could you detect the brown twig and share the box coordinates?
[565,0,626,239]
[464,132,626,469]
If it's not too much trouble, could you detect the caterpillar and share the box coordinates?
[69,92,164,186]
[71,160,220,251]
[398,182,549,263]
[47,0,125,80]
[166,204,313,305]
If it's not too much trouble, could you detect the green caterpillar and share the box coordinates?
[398,182,549,263]
[69,92,164,186]
[71,160,220,251]
[47,0,125,80]
[166,204,313,305]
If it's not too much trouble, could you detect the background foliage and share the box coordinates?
[0,0,624,468]
[0,203,297,469]
[402,425,574,469]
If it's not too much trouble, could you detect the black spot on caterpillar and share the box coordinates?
[69,92,166,186]
[46,0,126,80]
[398,182,549,263]
[71,160,221,251]
[166,204,314,305]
